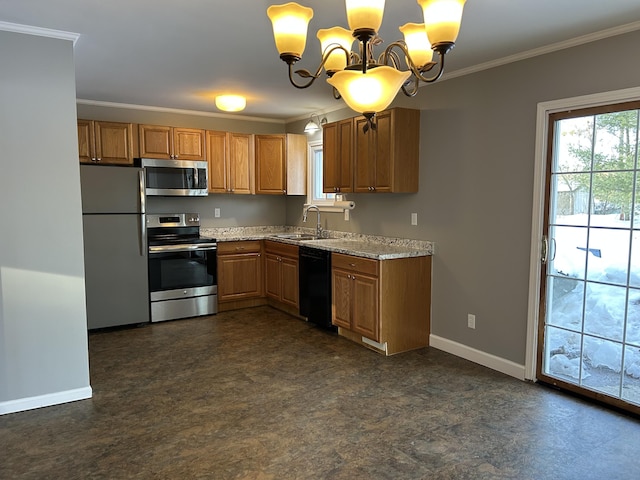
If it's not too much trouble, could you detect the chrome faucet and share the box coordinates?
[303,204,323,238]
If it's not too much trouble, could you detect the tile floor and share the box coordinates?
[1,306,640,479]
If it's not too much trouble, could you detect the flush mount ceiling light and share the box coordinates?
[267,0,466,131]
[215,94,247,112]
[303,114,328,134]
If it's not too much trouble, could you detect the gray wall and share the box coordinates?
[76,103,289,227]
[286,29,640,365]
[0,31,91,411]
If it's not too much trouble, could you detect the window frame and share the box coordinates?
[305,140,343,211]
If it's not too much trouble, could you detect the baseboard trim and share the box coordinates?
[0,387,92,415]
[430,335,525,380]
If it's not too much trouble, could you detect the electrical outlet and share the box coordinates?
[467,314,476,329]
[344,209,350,221]
[214,208,221,218]
[411,212,418,225]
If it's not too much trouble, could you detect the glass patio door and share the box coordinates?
[537,101,640,413]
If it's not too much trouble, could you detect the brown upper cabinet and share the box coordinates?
[139,124,206,161]
[207,131,255,194]
[254,134,307,195]
[77,120,136,165]
[323,118,354,194]
[354,108,420,193]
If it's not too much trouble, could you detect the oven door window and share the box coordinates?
[148,249,216,292]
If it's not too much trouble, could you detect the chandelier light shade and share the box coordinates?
[345,0,385,36]
[399,23,433,69]
[418,0,466,47]
[266,0,466,127]
[215,94,247,112]
[317,27,354,73]
[267,2,314,61]
[328,67,411,116]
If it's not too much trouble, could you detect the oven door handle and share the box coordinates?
[148,243,218,253]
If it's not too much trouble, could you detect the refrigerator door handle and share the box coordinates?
[139,170,146,214]
[139,170,147,257]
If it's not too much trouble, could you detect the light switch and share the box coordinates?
[214,208,221,218]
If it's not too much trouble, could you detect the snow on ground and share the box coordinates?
[545,214,640,404]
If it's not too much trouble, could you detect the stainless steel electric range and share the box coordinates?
[146,213,217,322]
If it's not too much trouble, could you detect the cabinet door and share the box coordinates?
[354,116,375,192]
[255,135,286,194]
[228,132,254,194]
[207,130,228,193]
[352,273,379,340]
[324,118,354,193]
[372,110,392,192]
[264,253,282,299]
[280,256,299,308]
[77,120,94,164]
[218,253,263,301]
[285,134,307,196]
[332,269,352,329]
[174,127,205,160]
[139,124,172,159]
[337,118,354,193]
[322,121,339,193]
[94,121,134,165]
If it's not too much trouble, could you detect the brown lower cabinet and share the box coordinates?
[332,252,432,355]
[216,240,431,355]
[217,241,264,311]
[264,240,299,313]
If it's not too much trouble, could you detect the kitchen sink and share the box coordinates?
[271,233,318,241]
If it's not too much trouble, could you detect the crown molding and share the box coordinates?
[76,99,286,124]
[0,21,80,46]
[442,20,640,82]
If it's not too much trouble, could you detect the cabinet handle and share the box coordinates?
[349,263,356,267]
[283,190,286,194]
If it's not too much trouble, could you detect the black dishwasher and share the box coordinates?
[299,246,335,330]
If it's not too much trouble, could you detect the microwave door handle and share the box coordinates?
[193,167,198,188]
[139,170,147,257]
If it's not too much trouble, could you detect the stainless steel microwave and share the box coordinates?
[139,158,208,196]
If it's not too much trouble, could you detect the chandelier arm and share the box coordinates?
[414,50,446,84]
[382,41,448,84]
[287,45,352,89]
[287,63,319,89]
[401,77,419,97]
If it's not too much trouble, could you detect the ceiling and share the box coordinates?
[2,0,640,121]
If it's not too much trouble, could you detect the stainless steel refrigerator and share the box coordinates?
[80,165,149,329]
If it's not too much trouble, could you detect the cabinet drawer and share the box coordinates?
[264,240,298,258]
[217,240,262,255]
[332,253,378,276]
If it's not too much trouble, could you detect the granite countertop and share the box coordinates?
[201,226,433,260]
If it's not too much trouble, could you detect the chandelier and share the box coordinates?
[267,0,466,130]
